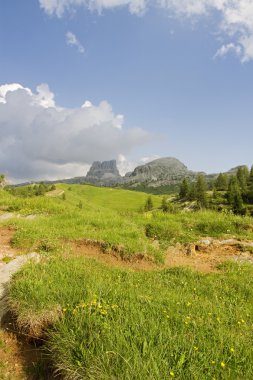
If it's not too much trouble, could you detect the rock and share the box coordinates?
[125,157,199,188]
[198,239,211,245]
[0,213,14,221]
[219,239,238,245]
[85,160,122,185]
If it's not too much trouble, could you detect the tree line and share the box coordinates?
[178,165,253,215]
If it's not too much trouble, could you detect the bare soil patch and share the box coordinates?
[0,313,53,380]
[166,240,253,273]
[67,240,157,271]
[68,238,253,274]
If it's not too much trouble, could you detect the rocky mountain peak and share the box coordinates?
[125,157,195,187]
[85,160,121,184]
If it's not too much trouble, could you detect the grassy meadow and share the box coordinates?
[0,184,253,379]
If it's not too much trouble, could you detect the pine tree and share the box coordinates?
[215,173,228,191]
[246,165,253,204]
[227,176,244,214]
[188,182,196,201]
[250,165,253,180]
[195,175,208,207]
[179,178,189,199]
[236,166,249,193]
[144,196,153,211]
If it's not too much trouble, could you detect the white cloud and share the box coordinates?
[117,154,137,175]
[117,154,161,176]
[39,0,147,16]
[140,155,160,164]
[66,31,85,53]
[40,0,253,62]
[159,0,253,62]
[214,43,242,59]
[0,83,150,183]
[0,83,32,104]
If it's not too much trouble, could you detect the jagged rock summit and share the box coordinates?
[85,160,122,185]
[125,157,198,187]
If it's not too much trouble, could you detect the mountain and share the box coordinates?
[12,157,249,192]
[124,157,201,188]
[85,160,122,185]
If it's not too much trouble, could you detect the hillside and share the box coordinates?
[0,185,253,379]
[11,158,251,194]
[0,184,253,380]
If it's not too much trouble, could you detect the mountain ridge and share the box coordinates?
[11,157,249,190]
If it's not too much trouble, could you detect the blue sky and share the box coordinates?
[0,0,253,182]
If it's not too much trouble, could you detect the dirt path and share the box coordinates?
[45,189,64,197]
[0,228,42,380]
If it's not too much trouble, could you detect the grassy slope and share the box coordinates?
[9,258,253,380]
[1,185,253,259]
[1,185,253,379]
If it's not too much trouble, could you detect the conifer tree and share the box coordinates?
[179,178,189,199]
[246,165,253,204]
[215,173,228,191]
[144,196,153,211]
[236,166,249,193]
[195,175,208,207]
[188,182,196,201]
[227,176,244,214]
[250,165,253,179]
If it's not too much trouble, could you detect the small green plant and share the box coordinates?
[144,196,153,211]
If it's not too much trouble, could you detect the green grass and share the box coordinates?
[9,257,253,380]
[1,184,253,379]
[1,185,253,261]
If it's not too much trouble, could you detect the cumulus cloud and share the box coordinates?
[40,0,253,62]
[66,31,85,54]
[0,83,150,183]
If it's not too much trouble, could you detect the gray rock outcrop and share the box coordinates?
[85,160,122,185]
[124,157,200,188]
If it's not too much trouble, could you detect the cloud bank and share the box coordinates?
[40,0,253,62]
[0,83,150,183]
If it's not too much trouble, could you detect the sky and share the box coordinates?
[0,0,253,183]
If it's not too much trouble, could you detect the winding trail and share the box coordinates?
[0,227,41,379]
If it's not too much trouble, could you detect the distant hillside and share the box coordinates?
[12,158,250,192]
